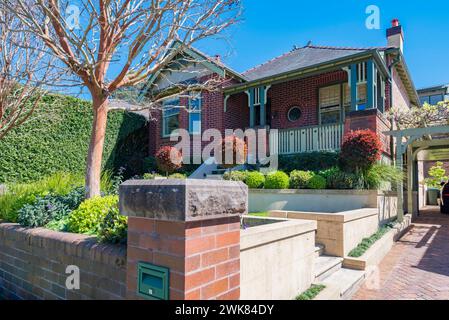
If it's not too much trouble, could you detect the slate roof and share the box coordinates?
[242,45,390,81]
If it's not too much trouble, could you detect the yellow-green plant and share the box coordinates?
[424,162,448,188]
[67,195,118,234]
[0,172,84,222]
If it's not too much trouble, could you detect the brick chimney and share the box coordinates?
[387,18,404,53]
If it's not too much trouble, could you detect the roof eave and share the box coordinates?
[224,49,387,95]
[387,48,420,107]
[139,40,246,100]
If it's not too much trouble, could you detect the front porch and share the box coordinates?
[269,123,344,155]
[224,55,392,156]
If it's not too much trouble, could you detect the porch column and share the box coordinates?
[350,64,358,111]
[366,60,376,110]
[396,140,405,222]
[249,88,255,128]
[259,87,266,127]
[407,145,414,217]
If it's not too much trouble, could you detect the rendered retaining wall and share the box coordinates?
[249,189,398,223]
[0,223,126,300]
[240,217,317,300]
[270,209,379,257]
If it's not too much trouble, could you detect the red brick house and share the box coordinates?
[142,20,419,165]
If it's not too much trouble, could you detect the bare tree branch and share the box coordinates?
[0,2,63,139]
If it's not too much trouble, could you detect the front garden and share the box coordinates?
[224,130,402,191]
[0,129,401,246]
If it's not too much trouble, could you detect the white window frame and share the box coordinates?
[162,97,181,138]
[319,84,342,125]
[188,92,202,135]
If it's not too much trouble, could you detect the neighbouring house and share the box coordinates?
[140,19,420,166]
[418,84,449,106]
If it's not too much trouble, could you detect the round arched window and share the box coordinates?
[287,106,302,122]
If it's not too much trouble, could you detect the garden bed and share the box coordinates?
[0,172,127,245]
[296,284,326,300]
[343,214,412,271]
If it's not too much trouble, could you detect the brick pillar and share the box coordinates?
[120,179,247,300]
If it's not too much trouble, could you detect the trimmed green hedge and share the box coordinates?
[0,94,148,183]
[279,152,339,173]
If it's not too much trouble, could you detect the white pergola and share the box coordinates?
[385,125,449,222]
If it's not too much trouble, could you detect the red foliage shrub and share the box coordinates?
[218,135,248,169]
[339,130,382,172]
[155,146,182,174]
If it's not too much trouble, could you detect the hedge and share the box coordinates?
[0,94,148,183]
[279,152,339,173]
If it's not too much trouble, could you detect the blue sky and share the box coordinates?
[199,0,449,89]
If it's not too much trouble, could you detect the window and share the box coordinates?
[420,94,444,106]
[287,106,302,122]
[357,83,367,110]
[354,62,367,110]
[189,92,202,134]
[357,62,367,83]
[430,94,444,105]
[319,84,341,124]
[420,96,430,105]
[162,97,180,137]
[253,88,261,106]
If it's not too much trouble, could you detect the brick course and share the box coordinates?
[0,223,126,300]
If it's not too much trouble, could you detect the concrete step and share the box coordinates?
[211,169,227,175]
[314,244,325,258]
[314,256,343,282]
[321,268,366,300]
[205,174,224,180]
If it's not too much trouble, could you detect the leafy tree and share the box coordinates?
[424,162,448,188]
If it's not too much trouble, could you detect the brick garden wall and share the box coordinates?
[0,223,126,300]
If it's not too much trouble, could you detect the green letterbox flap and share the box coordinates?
[137,262,170,300]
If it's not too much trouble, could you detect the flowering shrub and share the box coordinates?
[218,136,248,169]
[339,130,382,173]
[155,146,182,174]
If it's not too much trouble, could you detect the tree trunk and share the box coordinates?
[85,95,109,198]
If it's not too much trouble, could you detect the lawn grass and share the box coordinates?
[348,224,394,258]
[248,212,269,217]
[296,284,326,300]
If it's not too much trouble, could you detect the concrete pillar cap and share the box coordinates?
[119,179,248,222]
